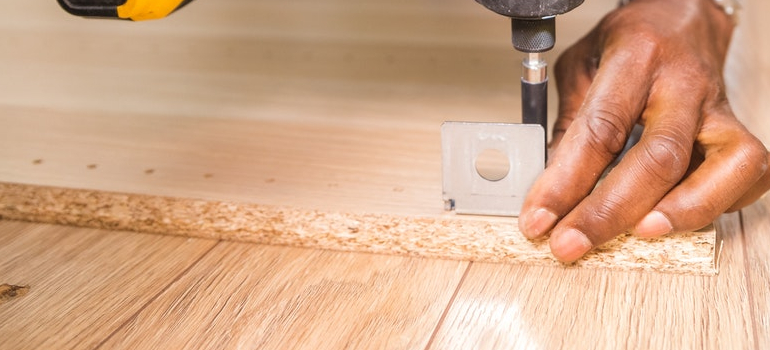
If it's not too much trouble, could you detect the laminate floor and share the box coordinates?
[1,0,769,348]
[1,211,766,349]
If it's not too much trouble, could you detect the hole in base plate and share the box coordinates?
[475,149,510,181]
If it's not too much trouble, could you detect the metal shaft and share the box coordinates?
[521,52,548,149]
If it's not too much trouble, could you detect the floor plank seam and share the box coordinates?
[423,261,473,350]
[739,210,761,350]
[91,240,223,350]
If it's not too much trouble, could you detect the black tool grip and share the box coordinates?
[57,0,195,19]
[521,79,548,147]
[57,0,125,18]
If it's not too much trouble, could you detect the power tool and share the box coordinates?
[57,0,193,21]
[477,0,584,144]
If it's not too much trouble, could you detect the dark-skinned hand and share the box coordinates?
[519,0,770,262]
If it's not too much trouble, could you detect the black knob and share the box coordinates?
[511,17,556,53]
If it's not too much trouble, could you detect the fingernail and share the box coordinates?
[634,211,673,238]
[550,228,593,263]
[521,208,558,239]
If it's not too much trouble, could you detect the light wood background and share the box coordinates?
[1,0,769,348]
[0,0,722,272]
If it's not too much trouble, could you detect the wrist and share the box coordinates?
[619,0,740,25]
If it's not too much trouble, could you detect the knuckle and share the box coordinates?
[596,192,635,225]
[582,105,632,157]
[760,151,770,176]
[622,30,662,61]
[580,192,637,242]
[637,133,691,185]
[734,135,769,180]
[600,18,662,65]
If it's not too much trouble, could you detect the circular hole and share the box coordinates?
[475,149,510,182]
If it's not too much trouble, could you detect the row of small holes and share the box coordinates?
[31,159,407,192]
[32,159,214,179]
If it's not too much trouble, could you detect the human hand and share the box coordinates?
[519,0,770,262]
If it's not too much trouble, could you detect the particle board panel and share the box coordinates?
[0,220,217,350]
[429,213,754,350]
[0,182,718,274]
[741,195,770,348]
[97,242,467,350]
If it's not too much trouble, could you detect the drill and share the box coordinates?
[475,0,584,146]
[57,0,193,21]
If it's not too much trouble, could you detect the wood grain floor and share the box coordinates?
[0,221,218,350]
[1,209,767,349]
[1,0,769,348]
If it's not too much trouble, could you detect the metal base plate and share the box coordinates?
[441,121,544,217]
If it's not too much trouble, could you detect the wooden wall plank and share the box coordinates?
[725,0,770,145]
[429,213,754,350]
[97,242,467,349]
[0,221,217,350]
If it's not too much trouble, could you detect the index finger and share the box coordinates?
[519,37,656,240]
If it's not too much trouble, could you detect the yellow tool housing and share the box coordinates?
[57,0,193,20]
